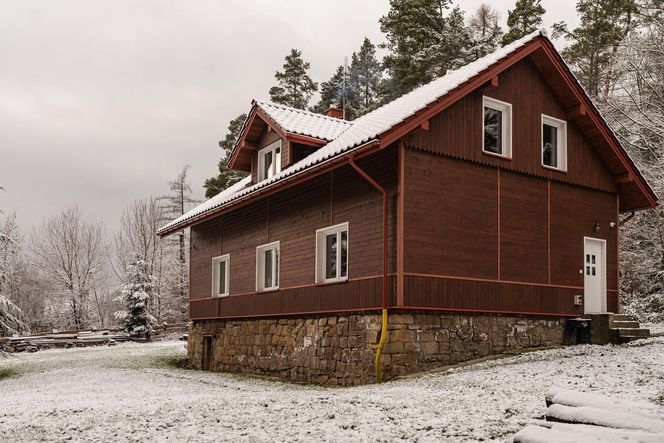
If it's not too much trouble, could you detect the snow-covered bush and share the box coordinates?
[115,257,156,340]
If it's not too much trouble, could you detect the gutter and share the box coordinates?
[348,156,389,383]
[158,139,381,237]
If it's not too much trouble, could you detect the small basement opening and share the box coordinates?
[202,335,213,370]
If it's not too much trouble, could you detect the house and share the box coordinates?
[158,30,657,385]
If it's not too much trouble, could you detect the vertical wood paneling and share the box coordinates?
[404,57,616,193]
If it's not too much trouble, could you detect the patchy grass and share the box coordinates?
[0,366,17,381]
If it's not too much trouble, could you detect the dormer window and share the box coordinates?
[258,140,281,181]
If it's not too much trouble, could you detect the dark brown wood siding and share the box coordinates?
[189,147,397,319]
[404,152,498,279]
[404,57,617,193]
[402,148,619,316]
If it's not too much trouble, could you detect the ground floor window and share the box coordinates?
[256,241,280,291]
[316,222,348,283]
[211,254,229,297]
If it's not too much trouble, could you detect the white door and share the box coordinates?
[584,237,606,314]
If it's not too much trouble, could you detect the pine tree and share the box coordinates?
[501,0,546,46]
[347,38,382,118]
[115,257,156,339]
[158,167,199,323]
[311,66,347,115]
[203,113,248,198]
[552,0,638,99]
[468,4,503,58]
[380,0,472,99]
[269,49,318,109]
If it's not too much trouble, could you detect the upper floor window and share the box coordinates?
[541,115,567,171]
[211,254,230,297]
[258,140,281,181]
[316,222,348,284]
[482,96,512,158]
[256,241,279,291]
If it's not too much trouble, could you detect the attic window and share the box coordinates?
[541,115,567,171]
[258,140,281,181]
[482,96,512,158]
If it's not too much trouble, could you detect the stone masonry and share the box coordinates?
[188,312,565,386]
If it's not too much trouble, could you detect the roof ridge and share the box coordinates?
[255,99,353,126]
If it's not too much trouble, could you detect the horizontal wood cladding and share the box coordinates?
[189,148,397,319]
[404,151,498,279]
[190,276,394,320]
[403,148,619,315]
[500,172,548,283]
[190,217,221,300]
[550,181,618,290]
[403,275,582,316]
[404,57,616,193]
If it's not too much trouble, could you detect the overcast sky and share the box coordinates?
[0,0,579,234]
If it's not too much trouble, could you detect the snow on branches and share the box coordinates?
[115,257,156,340]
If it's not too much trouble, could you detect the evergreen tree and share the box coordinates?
[203,113,248,199]
[269,49,318,109]
[552,0,638,99]
[313,38,382,120]
[501,0,546,46]
[380,0,472,99]
[347,38,382,118]
[115,257,155,339]
[468,4,503,58]
[311,66,347,115]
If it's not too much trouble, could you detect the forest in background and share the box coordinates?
[2,0,663,336]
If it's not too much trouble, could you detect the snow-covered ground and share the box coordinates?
[1,335,664,442]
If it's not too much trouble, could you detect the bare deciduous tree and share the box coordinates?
[159,166,199,322]
[32,206,106,329]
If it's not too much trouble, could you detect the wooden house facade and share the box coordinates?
[159,31,656,384]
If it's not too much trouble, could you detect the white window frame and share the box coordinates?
[257,140,282,181]
[541,114,568,171]
[211,254,230,298]
[482,96,512,158]
[315,222,349,284]
[256,241,280,292]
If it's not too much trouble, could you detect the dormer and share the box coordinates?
[227,100,352,184]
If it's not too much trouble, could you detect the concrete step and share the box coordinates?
[612,314,636,322]
[610,320,640,329]
[613,327,651,343]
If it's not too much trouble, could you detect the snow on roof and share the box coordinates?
[158,30,545,235]
[255,100,352,141]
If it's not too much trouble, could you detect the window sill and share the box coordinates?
[542,164,567,173]
[211,294,229,299]
[482,150,512,160]
[316,277,349,286]
[256,287,279,293]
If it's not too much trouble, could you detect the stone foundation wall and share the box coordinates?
[188,312,565,386]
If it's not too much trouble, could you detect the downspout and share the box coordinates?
[349,157,389,383]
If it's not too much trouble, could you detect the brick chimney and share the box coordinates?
[326,105,343,119]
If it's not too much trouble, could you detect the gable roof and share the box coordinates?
[158,30,656,236]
